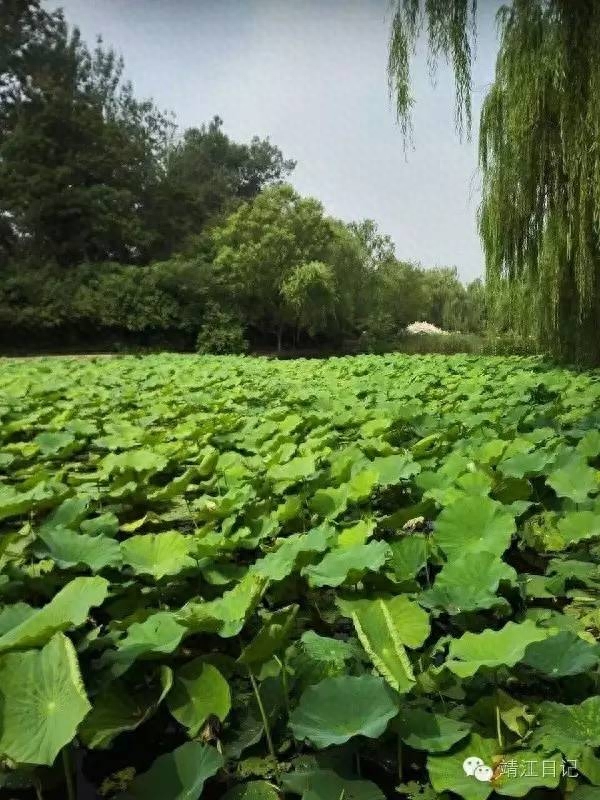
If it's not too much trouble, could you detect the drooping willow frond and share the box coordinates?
[479,0,600,363]
[388,0,477,138]
[389,0,600,364]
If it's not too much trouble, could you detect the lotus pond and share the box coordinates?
[1,353,600,800]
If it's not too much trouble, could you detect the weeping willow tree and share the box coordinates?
[389,0,600,364]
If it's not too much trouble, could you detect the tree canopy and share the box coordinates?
[0,1,486,354]
[389,0,600,364]
[0,4,294,267]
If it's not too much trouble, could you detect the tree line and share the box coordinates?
[0,2,485,353]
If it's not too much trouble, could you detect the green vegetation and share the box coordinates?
[1,352,600,797]
[389,0,600,365]
[0,181,485,353]
[0,3,484,355]
[3,3,600,797]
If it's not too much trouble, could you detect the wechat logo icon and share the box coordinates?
[463,757,494,782]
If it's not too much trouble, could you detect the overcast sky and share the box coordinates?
[46,0,501,281]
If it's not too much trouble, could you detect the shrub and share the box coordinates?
[395,332,485,355]
[482,333,540,357]
[195,305,248,354]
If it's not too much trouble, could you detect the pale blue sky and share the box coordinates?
[46,0,502,280]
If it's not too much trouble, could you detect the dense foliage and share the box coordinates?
[389,0,600,365]
[0,185,485,352]
[1,353,600,798]
[0,2,485,354]
[479,0,600,365]
[0,1,294,267]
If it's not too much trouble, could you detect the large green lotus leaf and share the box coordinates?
[99,448,168,476]
[523,630,600,677]
[433,496,516,558]
[428,734,561,800]
[275,494,303,523]
[578,747,600,786]
[556,511,600,548]
[95,421,147,451]
[0,481,65,522]
[328,446,366,483]
[338,594,429,649]
[292,631,362,688]
[370,453,420,488]
[572,788,600,800]
[346,469,379,503]
[221,780,281,800]
[105,612,186,678]
[498,448,553,478]
[126,741,223,799]
[253,527,333,582]
[238,605,298,667]
[38,525,122,572]
[197,445,220,476]
[445,620,551,678]
[301,541,390,588]
[267,456,316,484]
[337,519,376,548]
[0,602,34,635]
[80,512,120,537]
[456,471,493,497]
[34,431,76,456]
[397,709,471,752]
[167,660,230,737]
[360,416,392,438]
[532,697,600,758]
[576,430,600,458]
[289,675,398,748]
[388,536,429,583]
[0,633,90,765]
[178,572,267,637]
[282,767,385,800]
[0,576,108,653]
[493,475,532,506]
[42,496,89,530]
[79,666,173,749]
[544,558,600,595]
[494,750,563,797]
[121,531,196,580]
[298,630,361,665]
[421,552,517,614]
[309,486,349,520]
[546,456,598,503]
[121,532,195,579]
[348,599,416,692]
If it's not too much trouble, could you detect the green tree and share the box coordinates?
[0,11,172,265]
[211,185,340,350]
[146,116,296,259]
[1,12,294,267]
[282,261,338,340]
[420,267,465,330]
[348,219,396,271]
[363,260,428,340]
[464,278,486,334]
[389,0,600,363]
